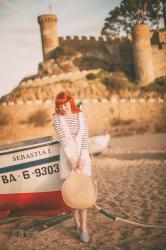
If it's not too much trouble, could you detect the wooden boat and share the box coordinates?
[0,135,110,217]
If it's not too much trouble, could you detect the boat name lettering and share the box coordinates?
[12,148,51,161]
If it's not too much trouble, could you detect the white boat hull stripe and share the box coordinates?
[0,155,60,174]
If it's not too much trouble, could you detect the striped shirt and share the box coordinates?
[53,112,89,152]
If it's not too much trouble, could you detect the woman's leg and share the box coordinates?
[80,209,88,233]
[73,209,81,230]
[80,209,90,242]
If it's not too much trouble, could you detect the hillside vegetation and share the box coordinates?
[1,48,166,103]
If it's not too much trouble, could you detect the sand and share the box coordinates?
[0,133,166,250]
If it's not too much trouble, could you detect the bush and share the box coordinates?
[111,119,135,126]
[155,76,166,85]
[86,73,97,80]
[102,72,135,90]
[26,110,51,127]
[53,47,65,59]
[109,64,122,72]
[0,112,10,126]
[96,70,110,79]
[86,70,110,81]
[141,76,166,93]
[74,56,110,70]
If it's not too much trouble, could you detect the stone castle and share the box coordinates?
[38,13,166,85]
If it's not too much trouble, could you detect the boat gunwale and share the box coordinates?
[0,140,59,156]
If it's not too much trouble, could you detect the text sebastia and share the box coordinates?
[12,148,51,161]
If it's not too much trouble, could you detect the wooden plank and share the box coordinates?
[11,229,25,237]
[0,217,20,225]
[10,214,73,238]
[25,214,73,238]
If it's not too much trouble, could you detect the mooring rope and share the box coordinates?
[91,153,148,222]
[93,204,166,229]
[90,153,166,229]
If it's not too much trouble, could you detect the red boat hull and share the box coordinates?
[0,191,70,217]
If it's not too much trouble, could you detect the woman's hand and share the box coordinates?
[68,158,78,170]
[77,159,85,171]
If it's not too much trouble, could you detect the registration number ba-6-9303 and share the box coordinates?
[0,163,59,184]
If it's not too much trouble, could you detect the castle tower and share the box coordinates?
[38,14,59,60]
[132,24,154,85]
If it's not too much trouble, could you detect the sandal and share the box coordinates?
[80,231,90,243]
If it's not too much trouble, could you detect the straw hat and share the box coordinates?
[62,171,97,209]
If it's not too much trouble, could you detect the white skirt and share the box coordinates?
[59,147,91,179]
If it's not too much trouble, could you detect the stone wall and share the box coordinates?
[58,31,166,81]
[59,35,166,80]
[152,44,166,79]
[59,36,111,63]
[20,69,100,87]
[59,36,133,69]
[0,97,165,145]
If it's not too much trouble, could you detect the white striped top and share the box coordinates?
[53,112,89,152]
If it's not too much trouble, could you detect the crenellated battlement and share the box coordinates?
[38,14,58,25]
[0,97,165,107]
[58,35,132,44]
[59,36,107,42]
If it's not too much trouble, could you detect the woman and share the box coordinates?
[53,91,91,243]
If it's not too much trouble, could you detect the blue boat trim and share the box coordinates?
[0,155,60,174]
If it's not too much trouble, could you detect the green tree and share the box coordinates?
[102,0,166,37]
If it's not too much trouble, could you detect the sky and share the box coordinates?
[0,0,121,98]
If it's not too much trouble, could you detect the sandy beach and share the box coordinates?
[0,133,166,250]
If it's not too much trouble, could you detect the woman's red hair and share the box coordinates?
[55,91,81,115]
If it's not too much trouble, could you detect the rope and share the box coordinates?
[93,204,166,229]
[116,218,166,229]
[90,153,166,229]
[91,153,148,222]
